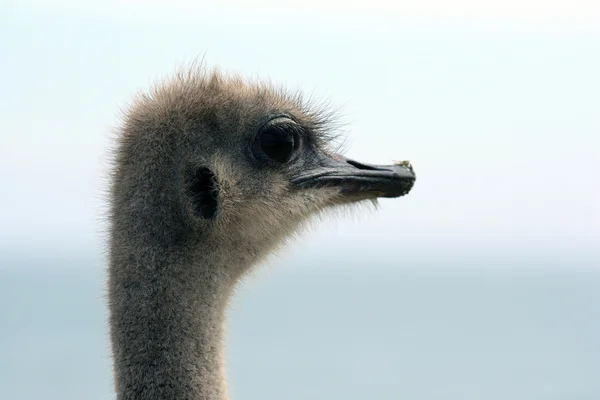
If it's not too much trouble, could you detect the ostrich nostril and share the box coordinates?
[346,159,388,171]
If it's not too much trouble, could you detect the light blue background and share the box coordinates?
[1,2,598,399]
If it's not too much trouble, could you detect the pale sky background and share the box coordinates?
[1,0,599,267]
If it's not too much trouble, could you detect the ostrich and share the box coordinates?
[108,66,416,400]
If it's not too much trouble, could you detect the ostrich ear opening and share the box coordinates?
[187,167,219,220]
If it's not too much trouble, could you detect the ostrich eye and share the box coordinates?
[256,119,301,163]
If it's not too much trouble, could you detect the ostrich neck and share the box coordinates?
[108,239,234,400]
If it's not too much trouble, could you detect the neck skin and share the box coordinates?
[108,239,235,400]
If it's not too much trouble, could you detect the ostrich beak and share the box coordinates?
[290,153,416,198]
